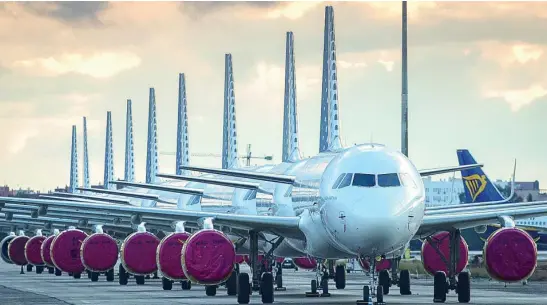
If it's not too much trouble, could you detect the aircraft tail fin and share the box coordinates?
[124,99,135,182]
[222,54,239,169]
[104,111,115,190]
[82,117,90,188]
[146,88,159,183]
[69,125,78,193]
[457,149,511,203]
[176,73,190,175]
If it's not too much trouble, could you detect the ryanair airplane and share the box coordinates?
[456,149,547,251]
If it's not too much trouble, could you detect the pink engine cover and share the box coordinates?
[41,236,55,267]
[358,258,371,271]
[293,257,317,270]
[1,235,16,264]
[181,229,236,285]
[51,229,88,273]
[421,231,469,275]
[375,258,392,272]
[8,236,30,266]
[484,227,537,282]
[156,232,190,280]
[235,254,245,264]
[81,233,119,272]
[25,236,46,266]
[121,232,160,275]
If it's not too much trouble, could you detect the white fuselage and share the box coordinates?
[95,144,425,260]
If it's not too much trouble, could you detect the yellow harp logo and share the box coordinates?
[463,174,487,202]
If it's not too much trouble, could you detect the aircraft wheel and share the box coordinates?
[36,266,44,274]
[135,275,145,285]
[73,272,81,279]
[399,269,411,295]
[226,271,238,296]
[118,265,128,285]
[457,272,471,303]
[335,265,346,289]
[26,265,33,272]
[91,272,99,282]
[379,270,390,295]
[87,270,92,278]
[162,277,173,290]
[181,280,192,290]
[311,279,318,294]
[55,268,62,276]
[237,272,251,304]
[106,269,114,282]
[205,285,217,296]
[48,267,54,274]
[261,272,274,304]
[433,271,447,303]
[377,285,385,303]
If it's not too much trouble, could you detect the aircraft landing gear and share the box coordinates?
[118,264,128,285]
[335,264,346,289]
[429,229,470,303]
[356,256,386,305]
[305,260,331,297]
[226,267,238,296]
[181,280,192,290]
[274,261,286,291]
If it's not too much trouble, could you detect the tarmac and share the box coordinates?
[0,263,545,305]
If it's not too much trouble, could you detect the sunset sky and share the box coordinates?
[1,1,546,191]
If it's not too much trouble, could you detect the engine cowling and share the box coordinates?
[40,235,55,267]
[25,236,47,266]
[8,236,29,266]
[293,257,316,270]
[156,232,190,281]
[234,254,245,264]
[121,231,160,275]
[51,229,88,273]
[181,229,235,285]
[358,257,371,271]
[421,231,469,275]
[1,235,16,264]
[375,258,392,272]
[80,233,119,272]
[483,227,537,282]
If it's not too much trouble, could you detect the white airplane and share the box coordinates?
[3,4,547,305]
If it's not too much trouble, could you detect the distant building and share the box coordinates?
[422,177,464,207]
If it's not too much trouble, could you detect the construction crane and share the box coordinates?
[160,144,273,167]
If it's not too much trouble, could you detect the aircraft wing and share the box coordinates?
[417,164,484,177]
[0,197,305,240]
[417,204,547,238]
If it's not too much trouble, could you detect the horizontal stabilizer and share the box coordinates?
[110,181,204,196]
[77,187,176,205]
[50,192,131,205]
[180,166,295,185]
[157,173,273,195]
[418,164,484,177]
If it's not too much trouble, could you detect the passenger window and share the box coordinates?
[352,174,376,187]
[400,173,417,188]
[378,173,401,187]
[332,174,346,189]
[338,173,353,189]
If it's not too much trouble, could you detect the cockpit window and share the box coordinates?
[352,174,376,187]
[332,174,346,189]
[399,173,417,188]
[378,173,401,187]
[338,173,353,189]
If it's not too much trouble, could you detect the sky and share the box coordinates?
[0,1,546,191]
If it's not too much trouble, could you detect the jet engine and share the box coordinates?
[181,229,236,285]
[25,235,47,266]
[235,254,245,264]
[421,231,469,275]
[51,229,88,273]
[483,227,537,282]
[120,231,160,275]
[40,235,56,268]
[8,236,30,266]
[80,233,119,272]
[156,232,190,280]
[1,235,15,264]
[293,257,317,270]
[357,257,370,272]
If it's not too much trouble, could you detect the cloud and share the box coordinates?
[12,52,141,78]
[21,2,109,25]
[484,84,547,111]
[265,2,323,20]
